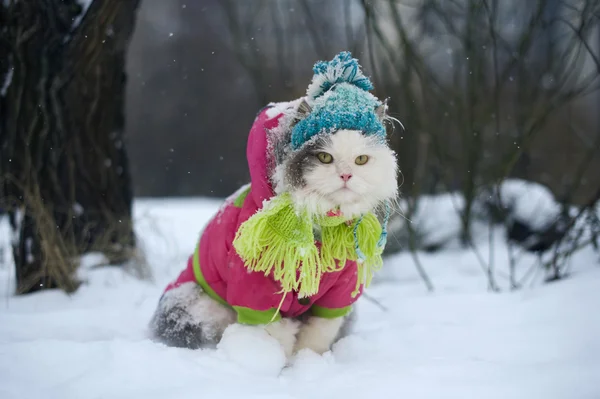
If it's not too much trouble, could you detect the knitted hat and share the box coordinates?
[291,51,386,151]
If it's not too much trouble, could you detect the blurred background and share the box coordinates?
[1,0,599,293]
[121,0,600,289]
[127,0,600,202]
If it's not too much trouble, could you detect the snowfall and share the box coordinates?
[1,191,599,399]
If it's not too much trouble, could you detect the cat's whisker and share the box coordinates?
[384,115,405,133]
[398,170,405,190]
[382,199,403,225]
[386,195,413,224]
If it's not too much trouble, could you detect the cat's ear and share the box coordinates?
[375,98,389,121]
[297,98,312,118]
[290,98,312,128]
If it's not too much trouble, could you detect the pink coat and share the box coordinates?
[163,106,362,324]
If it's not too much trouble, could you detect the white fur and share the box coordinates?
[264,318,301,359]
[294,316,345,355]
[288,130,398,218]
[272,163,288,195]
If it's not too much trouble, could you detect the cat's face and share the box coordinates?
[274,129,398,218]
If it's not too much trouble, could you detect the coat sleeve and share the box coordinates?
[162,256,197,295]
[224,185,294,325]
[225,249,294,325]
[310,261,363,319]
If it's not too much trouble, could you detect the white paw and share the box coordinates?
[294,338,330,355]
[265,318,300,359]
[217,323,286,376]
[293,316,344,355]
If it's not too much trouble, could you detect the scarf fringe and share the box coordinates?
[232,193,385,300]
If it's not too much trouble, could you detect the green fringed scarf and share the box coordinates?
[232,192,385,300]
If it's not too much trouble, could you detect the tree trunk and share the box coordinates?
[0,0,141,294]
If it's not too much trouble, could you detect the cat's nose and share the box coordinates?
[340,174,352,182]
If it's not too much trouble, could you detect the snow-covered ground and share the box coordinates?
[0,197,599,399]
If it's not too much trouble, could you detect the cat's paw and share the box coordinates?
[265,318,300,359]
[293,316,344,355]
[217,323,286,376]
[293,338,330,355]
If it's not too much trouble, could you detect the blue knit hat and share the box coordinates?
[291,51,386,151]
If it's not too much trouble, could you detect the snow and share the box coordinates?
[72,202,84,216]
[72,0,94,30]
[217,324,287,376]
[387,179,566,251]
[409,192,465,248]
[1,196,599,399]
[495,179,562,230]
[1,66,13,97]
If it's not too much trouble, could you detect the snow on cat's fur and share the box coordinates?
[273,129,398,218]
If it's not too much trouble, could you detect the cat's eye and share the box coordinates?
[317,152,333,164]
[355,155,369,165]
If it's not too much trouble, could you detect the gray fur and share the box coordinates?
[149,282,236,349]
[288,99,313,130]
[150,303,208,349]
[273,129,292,166]
[375,98,389,120]
[284,134,332,189]
[297,98,313,116]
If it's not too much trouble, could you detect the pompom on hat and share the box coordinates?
[290,51,387,151]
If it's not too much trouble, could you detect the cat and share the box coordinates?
[149,51,399,361]
[149,102,398,357]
